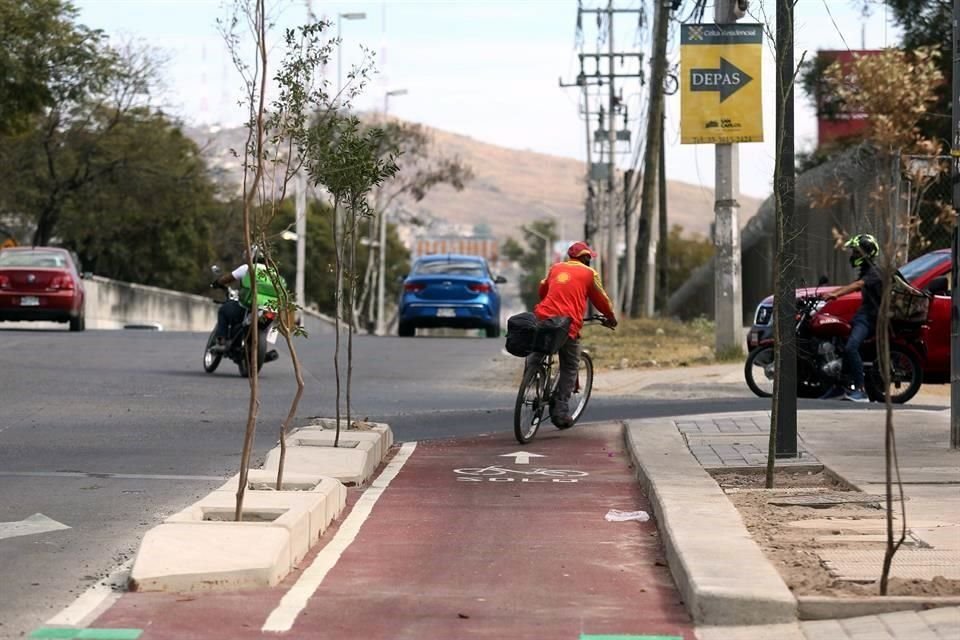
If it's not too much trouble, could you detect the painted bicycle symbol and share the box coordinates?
[454,466,588,478]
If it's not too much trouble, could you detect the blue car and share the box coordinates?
[398,254,506,338]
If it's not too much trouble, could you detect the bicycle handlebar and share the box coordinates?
[583,314,615,329]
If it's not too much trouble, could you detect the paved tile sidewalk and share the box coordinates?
[684,409,960,640]
[676,415,820,468]
[698,606,960,640]
[801,606,960,640]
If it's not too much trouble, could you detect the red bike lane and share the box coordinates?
[92,423,693,639]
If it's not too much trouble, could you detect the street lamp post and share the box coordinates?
[336,12,367,104]
[376,89,408,336]
[332,12,366,323]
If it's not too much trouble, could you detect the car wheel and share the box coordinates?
[485,323,500,338]
[69,313,85,332]
[398,323,415,337]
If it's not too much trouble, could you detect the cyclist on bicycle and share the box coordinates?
[530,241,617,428]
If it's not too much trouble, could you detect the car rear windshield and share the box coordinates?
[414,261,486,277]
[899,252,949,284]
[0,251,68,268]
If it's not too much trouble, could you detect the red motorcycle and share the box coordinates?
[744,296,925,404]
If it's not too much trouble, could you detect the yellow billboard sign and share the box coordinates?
[680,23,763,144]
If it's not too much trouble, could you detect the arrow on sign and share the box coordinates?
[690,57,753,102]
[0,513,70,541]
[500,452,545,465]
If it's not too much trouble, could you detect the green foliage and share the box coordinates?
[0,0,109,135]
[262,198,409,315]
[51,111,220,291]
[502,219,557,310]
[665,225,713,295]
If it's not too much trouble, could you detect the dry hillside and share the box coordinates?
[185,119,764,242]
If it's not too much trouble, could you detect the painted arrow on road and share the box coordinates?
[500,452,545,465]
[0,513,70,541]
[690,57,753,102]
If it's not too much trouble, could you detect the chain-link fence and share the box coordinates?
[667,147,957,321]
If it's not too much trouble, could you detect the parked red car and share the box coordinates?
[747,249,952,383]
[0,247,87,331]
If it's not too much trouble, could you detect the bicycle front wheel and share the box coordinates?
[514,366,546,444]
[566,350,594,426]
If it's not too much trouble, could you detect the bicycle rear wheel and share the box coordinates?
[514,365,546,444]
[566,350,594,427]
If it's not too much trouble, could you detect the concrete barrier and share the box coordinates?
[83,276,337,334]
[83,276,218,331]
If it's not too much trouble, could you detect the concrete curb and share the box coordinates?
[624,419,798,625]
[128,421,392,593]
[797,595,960,620]
[129,523,290,592]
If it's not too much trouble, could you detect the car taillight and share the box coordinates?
[49,275,75,290]
[468,283,491,293]
[0,275,9,289]
[404,282,425,293]
[263,311,276,321]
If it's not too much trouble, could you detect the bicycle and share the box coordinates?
[513,315,611,444]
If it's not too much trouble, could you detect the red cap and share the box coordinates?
[567,241,597,259]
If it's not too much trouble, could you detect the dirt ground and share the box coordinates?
[714,470,960,597]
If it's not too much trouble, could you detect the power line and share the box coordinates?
[821,0,852,52]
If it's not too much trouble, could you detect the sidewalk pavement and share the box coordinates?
[593,361,953,406]
[625,407,960,640]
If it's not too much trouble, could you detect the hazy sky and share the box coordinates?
[74,0,901,198]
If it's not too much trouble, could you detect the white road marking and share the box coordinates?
[262,441,418,633]
[0,513,70,541]
[46,559,133,627]
[500,451,545,465]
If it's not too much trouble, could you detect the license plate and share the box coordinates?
[436,308,456,318]
[20,296,39,306]
[266,327,279,344]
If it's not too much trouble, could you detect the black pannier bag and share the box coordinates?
[505,312,538,357]
[532,315,572,355]
[504,313,572,357]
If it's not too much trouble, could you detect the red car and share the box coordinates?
[0,247,87,331]
[747,249,952,383]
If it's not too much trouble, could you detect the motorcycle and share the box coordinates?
[202,266,280,377]
[744,295,925,404]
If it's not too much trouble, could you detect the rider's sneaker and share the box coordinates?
[553,414,575,430]
[265,350,279,363]
[209,340,227,354]
[818,385,847,400]
[842,389,869,403]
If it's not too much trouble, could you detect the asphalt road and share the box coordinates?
[0,325,902,637]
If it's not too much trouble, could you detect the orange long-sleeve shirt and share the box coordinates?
[534,260,616,338]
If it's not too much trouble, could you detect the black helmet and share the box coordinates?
[843,233,879,268]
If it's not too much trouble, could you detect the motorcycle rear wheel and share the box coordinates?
[203,329,222,373]
[865,347,922,404]
[238,330,268,378]
[744,346,774,398]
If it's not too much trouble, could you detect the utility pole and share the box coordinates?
[951,0,960,448]
[657,112,669,310]
[561,2,644,290]
[773,0,798,458]
[713,0,744,350]
[605,0,620,310]
[632,0,670,317]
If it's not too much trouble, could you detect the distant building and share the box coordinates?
[412,235,500,266]
[815,49,883,147]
